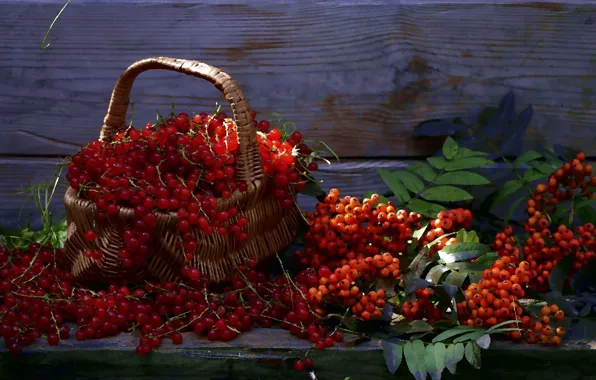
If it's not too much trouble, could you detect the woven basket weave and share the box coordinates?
[63,57,301,284]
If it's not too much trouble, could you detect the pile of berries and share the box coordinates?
[292,189,423,321]
[456,256,566,345]
[0,242,344,360]
[297,190,422,269]
[401,288,444,324]
[421,208,473,256]
[65,109,319,273]
[492,152,596,292]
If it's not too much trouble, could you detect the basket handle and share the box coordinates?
[101,57,263,183]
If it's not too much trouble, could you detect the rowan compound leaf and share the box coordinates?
[407,199,446,218]
[382,340,403,374]
[443,344,456,374]
[421,186,473,202]
[476,334,491,349]
[379,169,411,203]
[425,265,450,285]
[404,340,428,380]
[454,148,489,159]
[444,157,494,171]
[444,271,467,287]
[464,341,482,369]
[424,344,441,380]
[409,162,438,182]
[514,150,542,168]
[442,137,459,160]
[434,171,490,186]
[392,171,425,194]
[428,157,449,170]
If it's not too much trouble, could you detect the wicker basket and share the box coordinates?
[63,57,301,284]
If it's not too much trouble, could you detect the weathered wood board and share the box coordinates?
[1,328,596,380]
[1,0,596,158]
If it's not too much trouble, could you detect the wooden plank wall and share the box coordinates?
[1,0,595,229]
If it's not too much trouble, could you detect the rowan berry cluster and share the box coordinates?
[421,208,473,256]
[294,190,422,321]
[297,189,422,269]
[493,152,595,292]
[401,288,444,324]
[457,256,565,345]
[65,109,319,274]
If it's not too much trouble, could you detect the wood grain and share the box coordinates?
[1,1,595,158]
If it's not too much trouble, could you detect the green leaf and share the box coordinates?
[549,254,574,292]
[404,340,428,380]
[379,169,411,203]
[428,157,449,170]
[424,344,438,380]
[442,137,459,160]
[575,199,596,210]
[453,330,485,344]
[446,262,486,273]
[444,158,494,171]
[464,341,482,369]
[407,199,446,218]
[413,222,430,241]
[408,163,438,182]
[444,271,467,287]
[364,191,390,205]
[455,229,466,243]
[430,343,446,380]
[513,150,542,168]
[432,326,479,343]
[471,252,499,268]
[302,181,326,198]
[425,265,450,284]
[475,334,491,349]
[392,171,425,193]
[438,243,492,263]
[504,196,526,226]
[575,199,596,225]
[421,186,473,202]
[434,171,490,186]
[528,160,556,175]
[454,148,489,159]
[464,231,479,243]
[392,320,435,336]
[523,168,548,182]
[382,340,403,374]
[487,179,524,208]
[443,345,455,375]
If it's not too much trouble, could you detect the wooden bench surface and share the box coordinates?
[1,327,596,380]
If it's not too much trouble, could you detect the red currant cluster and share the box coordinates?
[0,242,345,363]
[66,109,319,273]
[256,121,315,208]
